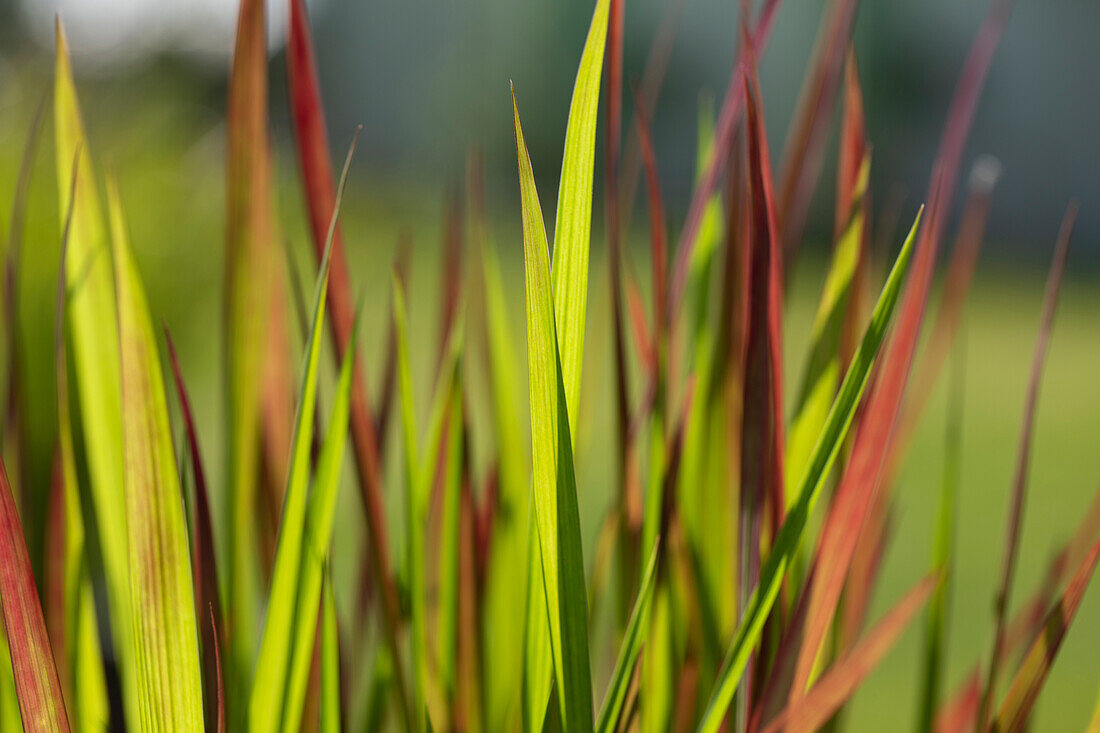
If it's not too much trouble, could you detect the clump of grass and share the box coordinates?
[0,0,1097,731]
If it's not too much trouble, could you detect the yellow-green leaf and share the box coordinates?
[513,87,594,733]
[110,182,204,732]
[53,20,136,729]
[249,131,356,733]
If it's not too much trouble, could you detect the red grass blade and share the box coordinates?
[759,574,936,733]
[209,605,225,733]
[836,49,869,368]
[287,1,409,719]
[667,0,782,325]
[992,538,1100,733]
[978,202,1076,728]
[165,328,225,731]
[633,85,668,362]
[0,456,70,733]
[934,669,980,733]
[889,158,1000,482]
[776,0,861,270]
[790,0,1014,697]
[617,0,686,229]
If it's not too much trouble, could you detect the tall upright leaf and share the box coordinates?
[286,3,407,707]
[225,0,275,672]
[917,341,965,732]
[551,0,611,431]
[992,538,1100,733]
[248,131,357,733]
[513,87,595,733]
[53,19,135,728]
[53,156,108,733]
[698,206,923,733]
[109,182,204,731]
[979,202,1076,728]
[0,453,69,733]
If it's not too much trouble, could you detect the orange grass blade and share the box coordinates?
[759,575,936,733]
[991,538,1100,733]
[934,669,980,733]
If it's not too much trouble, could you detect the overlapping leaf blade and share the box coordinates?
[513,88,595,733]
[109,182,204,732]
[698,206,923,733]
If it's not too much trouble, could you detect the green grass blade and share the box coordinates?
[522,520,553,733]
[320,575,340,733]
[697,206,924,733]
[917,340,965,732]
[53,155,108,733]
[479,232,530,731]
[249,130,357,733]
[436,360,465,703]
[280,322,357,732]
[513,87,595,733]
[551,0,610,431]
[597,542,659,733]
[109,182,203,732]
[53,20,135,729]
[784,154,869,497]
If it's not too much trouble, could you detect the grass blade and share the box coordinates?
[0,454,70,733]
[225,0,275,671]
[992,538,1100,733]
[697,204,923,733]
[513,86,595,733]
[551,0,610,431]
[165,331,224,731]
[286,6,407,712]
[934,670,980,733]
[597,541,659,733]
[475,179,530,732]
[280,326,358,732]
[668,0,782,323]
[979,202,1076,728]
[759,574,937,733]
[775,0,861,268]
[53,21,135,728]
[740,56,787,591]
[917,339,965,732]
[320,575,340,733]
[248,130,357,733]
[110,181,204,731]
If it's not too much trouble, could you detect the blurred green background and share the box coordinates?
[1,0,1099,729]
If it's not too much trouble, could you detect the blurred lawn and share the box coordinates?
[2,71,1099,729]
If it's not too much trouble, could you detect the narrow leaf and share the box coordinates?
[110,182,204,731]
[992,538,1100,733]
[597,541,659,733]
[165,330,224,732]
[249,130,357,733]
[759,575,936,733]
[320,576,340,733]
[697,205,924,733]
[551,0,611,431]
[53,21,135,727]
[513,87,595,733]
[980,202,1076,727]
[286,6,407,712]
